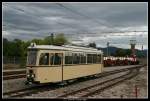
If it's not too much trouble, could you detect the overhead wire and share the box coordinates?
[56,3,140,34]
[3,3,148,37]
[56,3,148,40]
[3,4,90,39]
[3,3,148,46]
[56,3,118,31]
[56,2,148,46]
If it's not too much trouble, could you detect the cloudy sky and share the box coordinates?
[2,2,148,50]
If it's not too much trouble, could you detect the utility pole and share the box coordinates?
[107,42,109,57]
[130,39,136,62]
[50,33,54,45]
[130,39,136,56]
[142,45,144,57]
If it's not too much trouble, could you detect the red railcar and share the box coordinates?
[103,56,139,67]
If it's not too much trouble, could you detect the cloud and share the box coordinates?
[2,2,148,49]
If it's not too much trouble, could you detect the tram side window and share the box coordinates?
[87,54,93,63]
[39,53,49,65]
[73,53,80,64]
[93,54,97,63]
[50,53,62,65]
[97,54,101,63]
[77,54,80,64]
[65,52,73,64]
[50,53,54,65]
[81,53,86,64]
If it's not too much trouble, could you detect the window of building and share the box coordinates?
[39,53,49,65]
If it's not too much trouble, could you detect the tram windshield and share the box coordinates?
[27,50,37,65]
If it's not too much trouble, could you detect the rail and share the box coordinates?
[3,65,146,80]
[3,65,145,98]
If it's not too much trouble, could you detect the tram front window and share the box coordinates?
[27,50,37,65]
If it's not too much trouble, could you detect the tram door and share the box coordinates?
[49,53,64,81]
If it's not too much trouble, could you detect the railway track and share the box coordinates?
[3,65,144,80]
[3,74,26,80]
[3,70,26,80]
[3,83,61,98]
[83,70,139,98]
[58,69,139,98]
[3,65,145,98]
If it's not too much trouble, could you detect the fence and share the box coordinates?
[3,56,27,69]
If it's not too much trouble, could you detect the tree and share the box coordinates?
[23,41,31,56]
[88,42,96,48]
[3,38,9,56]
[13,39,24,57]
[125,49,132,56]
[110,53,115,56]
[115,48,126,56]
[31,39,43,45]
[3,34,69,58]
[53,33,68,46]
[43,36,52,45]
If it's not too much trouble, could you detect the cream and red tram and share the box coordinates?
[26,43,103,84]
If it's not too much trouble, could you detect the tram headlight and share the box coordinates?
[27,74,34,78]
[27,74,30,77]
[31,74,35,78]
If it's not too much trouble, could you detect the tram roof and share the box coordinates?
[28,44,103,54]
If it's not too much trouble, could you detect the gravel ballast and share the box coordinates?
[3,65,147,99]
[91,66,148,98]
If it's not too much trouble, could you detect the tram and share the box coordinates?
[26,43,103,84]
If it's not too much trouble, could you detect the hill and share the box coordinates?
[97,46,147,57]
